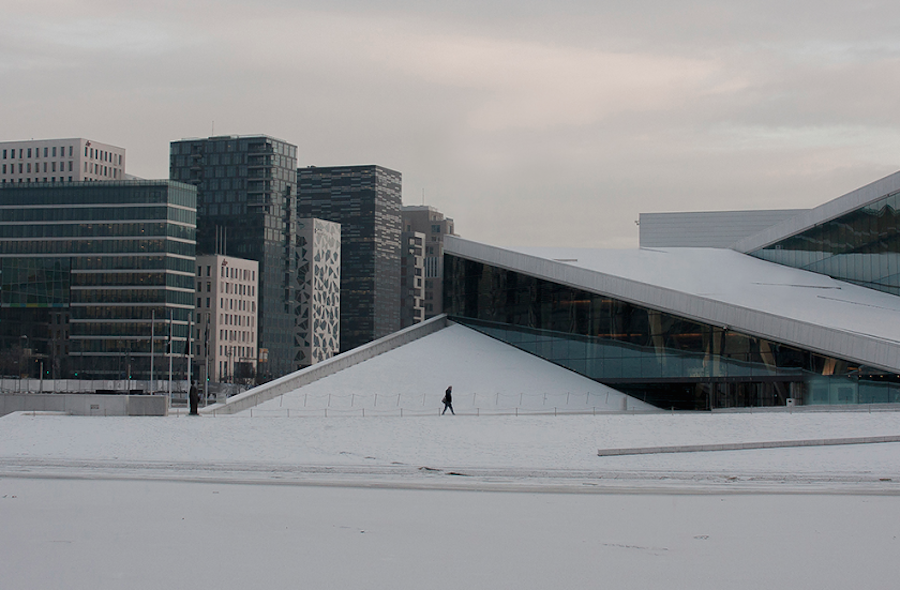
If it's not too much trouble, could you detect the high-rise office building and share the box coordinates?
[170,135,300,380]
[297,165,402,351]
[401,205,455,319]
[0,181,196,380]
[1,138,126,184]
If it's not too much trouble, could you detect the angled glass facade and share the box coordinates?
[750,190,900,295]
[0,181,196,380]
[445,255,900,409]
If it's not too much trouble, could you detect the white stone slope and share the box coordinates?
[250,323,653,415]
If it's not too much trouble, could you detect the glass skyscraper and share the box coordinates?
[297,165,402,352]
[170,135,300,380]
[0,181,196,380]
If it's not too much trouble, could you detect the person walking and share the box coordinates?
[442,385,455,415]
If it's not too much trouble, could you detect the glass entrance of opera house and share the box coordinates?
[445,257,900,410]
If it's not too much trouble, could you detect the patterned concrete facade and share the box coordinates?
[297,218,341,367]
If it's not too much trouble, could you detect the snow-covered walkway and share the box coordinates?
[3,410,900,589]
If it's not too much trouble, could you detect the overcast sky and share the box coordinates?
[3,1,900,247]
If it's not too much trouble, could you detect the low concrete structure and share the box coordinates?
[0,394,168,417]
[597,434,900,456]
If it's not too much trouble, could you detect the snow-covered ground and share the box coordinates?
[2,409,899,589]
[246,324,653,415]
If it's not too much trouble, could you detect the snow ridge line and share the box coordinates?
[597,435,900,456]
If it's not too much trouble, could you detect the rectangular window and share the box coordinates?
[27,148,32,158]
[43,147,48,157]
[52,147,57,157]
[68,161,72,171]
[68,146,72,157]
[43,162,47,173]
[51,162,56,172]
[2,149,5,159]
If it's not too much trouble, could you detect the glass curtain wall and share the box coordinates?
[0,182,196,380]
[750,190,900,295]
[445,255,900,409]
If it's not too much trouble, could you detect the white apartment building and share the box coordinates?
[0,138,126,184]
[194,255,259,383]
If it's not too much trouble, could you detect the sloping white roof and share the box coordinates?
[250,323,652,413]
[732,169,900,252]
[445,236,900,372]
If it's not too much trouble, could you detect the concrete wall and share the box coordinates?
[207,314,450,414]
[0,379,187,394]
[0,394,168,417]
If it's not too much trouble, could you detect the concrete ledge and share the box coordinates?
[207,315,451,415]
[0,394,168,417]
[597,435,900,456]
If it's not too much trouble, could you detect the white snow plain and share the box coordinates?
[2,409,900,589]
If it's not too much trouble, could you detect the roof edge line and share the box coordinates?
[444,237,900,373]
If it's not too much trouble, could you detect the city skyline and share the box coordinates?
[3,1,900,249]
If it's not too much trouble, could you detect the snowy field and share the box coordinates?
[2,409,900,589]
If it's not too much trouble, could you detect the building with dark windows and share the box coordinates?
[444,170,900,410]
[402,205,455,320]
[170,135,300,380]
[297,165,402,352]
[1,138,126,184]
[0,181,196,380]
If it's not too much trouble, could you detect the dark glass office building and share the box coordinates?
[170,135,300,380]
[0,181,196,380]
[297,165,402,352]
